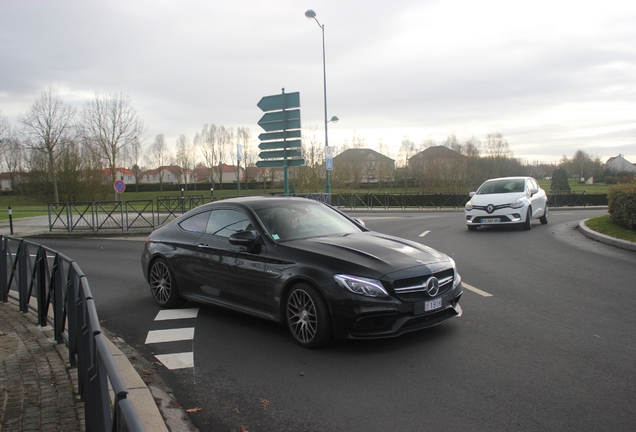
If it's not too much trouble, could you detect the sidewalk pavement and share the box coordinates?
[0,300,84,431]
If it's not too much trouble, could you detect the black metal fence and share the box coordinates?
[46,192,607,232]
[0,235,145,431]
[327,192,606,210]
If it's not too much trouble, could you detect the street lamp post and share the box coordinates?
[305,9,336,194]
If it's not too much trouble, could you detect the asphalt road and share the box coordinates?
[33,208,636,432]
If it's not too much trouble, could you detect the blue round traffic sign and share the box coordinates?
[113,180,126,194]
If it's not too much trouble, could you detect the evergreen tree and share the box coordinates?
[551,168,571,192]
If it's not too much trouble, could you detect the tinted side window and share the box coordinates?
[206,209,253,237]
[179,211,211,233]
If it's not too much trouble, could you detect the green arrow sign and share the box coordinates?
[259,109,301,124]
[259,118,301,132]
[256,159,306,168]
[257,92,300,112]
[258,139,302,151]
[258,130,302,141]
[259,149,303,159]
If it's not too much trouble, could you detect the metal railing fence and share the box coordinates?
[0,235,145,432]
[45,192,606,232]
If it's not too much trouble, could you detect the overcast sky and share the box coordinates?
[2,0,635,165]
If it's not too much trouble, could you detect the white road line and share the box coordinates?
[145,327,195,344]
[419,230,431,237]
[463,283,493,297]
[154,352,194,370]
[154,308,199,321]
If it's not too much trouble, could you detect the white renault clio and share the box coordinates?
[464,176,549,231]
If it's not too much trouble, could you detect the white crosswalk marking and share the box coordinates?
[145,327,195,344]
[154,352,194,370]
[154,308,199,321]
[145,308,200,370]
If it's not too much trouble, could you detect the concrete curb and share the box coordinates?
[578,219,636,252]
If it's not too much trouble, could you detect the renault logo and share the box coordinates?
[486,204,495,214]
[426,277,440,297]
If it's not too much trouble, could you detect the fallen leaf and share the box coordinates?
[185,407,202,413]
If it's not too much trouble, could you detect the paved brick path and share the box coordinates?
[0,301,84,431]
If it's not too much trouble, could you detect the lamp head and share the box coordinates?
[329,116,339,124]
[305,9,316,19]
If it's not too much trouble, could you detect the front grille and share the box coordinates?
[473,203,511,214]
[393,268,455,302]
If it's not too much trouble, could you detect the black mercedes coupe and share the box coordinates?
[141,196,463,348]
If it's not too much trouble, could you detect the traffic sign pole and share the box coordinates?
[257,89,305,194]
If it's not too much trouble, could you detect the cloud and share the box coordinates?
[1,0,635,164]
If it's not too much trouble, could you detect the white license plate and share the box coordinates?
[482,218,501,224]
[425,298,442,312]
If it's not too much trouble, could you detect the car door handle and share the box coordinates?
[198,243,211,250]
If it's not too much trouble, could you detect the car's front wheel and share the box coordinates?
[540,206,549,224]
[149,258,184,308]
[286,284,332,348]
[522,207,532,230]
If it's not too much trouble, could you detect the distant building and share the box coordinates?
[141,165,196,185]
[604,154,636,173]
[332,148,395,184]
[103,167,136,184]
[1,172,14,191]
[408,145,467,169]
[193,164,241,184]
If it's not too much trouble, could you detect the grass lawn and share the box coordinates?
[585,215,636,243]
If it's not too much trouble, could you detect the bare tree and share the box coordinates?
[196,124,218,184]
[78,92,146,199]
[175,134,194,190]
[484,133,512,177]
[299,127,325,192]
[148,134,169,191]
[235,127,251,189]
[18,89,76,203]
[216,126,233,188]
[0,111,12,172]
[0,113,24,193]
[123,136,144,192]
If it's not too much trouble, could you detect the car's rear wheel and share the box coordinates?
[522,208,532,230]
[286,284,332,348]
[149,258,184,308]
[540,206,549,224]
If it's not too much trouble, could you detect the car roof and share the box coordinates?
[197,195,325,212]
[483,176,530,182]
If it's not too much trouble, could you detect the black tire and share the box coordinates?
[467,225,478,231]
[285,283,332,348]
[149,258,184,308]
[522,208,532,231]
[539,206,549,225]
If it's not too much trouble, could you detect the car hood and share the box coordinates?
[470,192,526,206]
[284,231,450,276]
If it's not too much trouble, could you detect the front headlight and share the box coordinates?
[465,201,473,211]
[510,198,526,209]
[334,275,389,298]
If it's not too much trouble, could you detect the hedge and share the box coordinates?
[607,181,636,230]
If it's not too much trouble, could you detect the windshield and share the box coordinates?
[254,202,362,241]
[477,179,525,195]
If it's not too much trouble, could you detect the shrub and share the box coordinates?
[607,180,636,230]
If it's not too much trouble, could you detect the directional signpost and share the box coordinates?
[256,89,304,194]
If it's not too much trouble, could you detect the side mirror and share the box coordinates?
[469,191,476,197]
[354,218,366,227]
[529,188,539,196]
[229,231,262,252]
